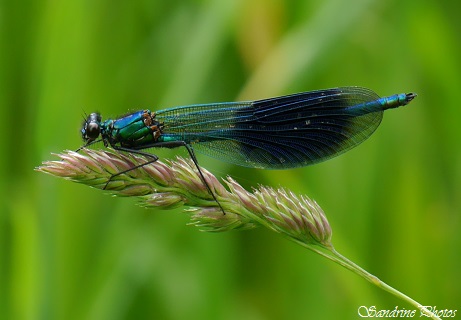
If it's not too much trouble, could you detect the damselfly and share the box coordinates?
[79,86,416,210]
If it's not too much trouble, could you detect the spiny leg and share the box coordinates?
[103,143,226,215]
[181,143,226,215]
[103,146,160,190]
[75,139,103,153]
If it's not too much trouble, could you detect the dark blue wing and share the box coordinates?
[155,87,396,169]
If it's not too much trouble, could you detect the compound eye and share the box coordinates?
[81,112,102,142]
[85,122,100,140]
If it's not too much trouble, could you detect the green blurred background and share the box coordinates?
[1,0,460,319]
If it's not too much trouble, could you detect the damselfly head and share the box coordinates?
[81,112,102,142]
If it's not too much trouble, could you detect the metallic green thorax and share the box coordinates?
[101,110,163,148]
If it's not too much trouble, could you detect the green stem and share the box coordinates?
[292,240,440,320]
